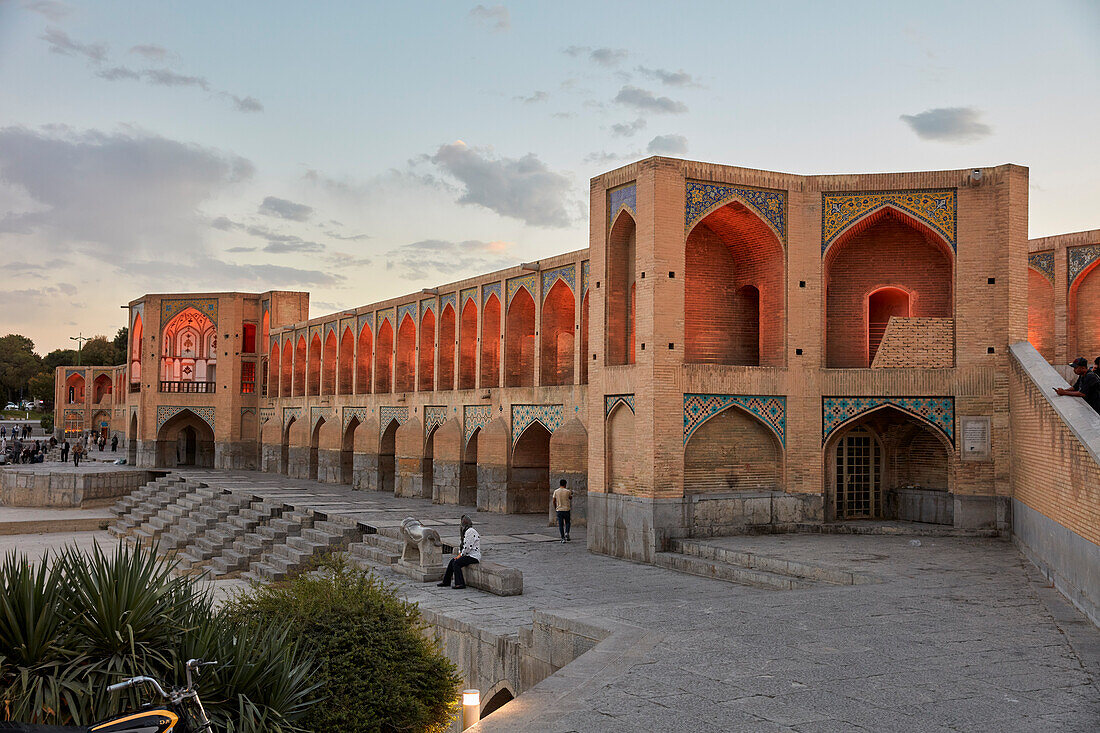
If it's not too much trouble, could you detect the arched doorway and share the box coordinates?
[481,687,514,719]
[684,405,782,493]
[294,336,306,396]
[867,287,910,364]
[541,280,575,386]
[379,419,399,493]
[281,418,295,475]
[509,422,551,513]
[129,313,143,389]
[419,309,436,391]
[375,320,393,394]
[826,407,953,524]
[338,327,354,394]
[155,409,215,468]
[309,418,325,481]
[605,403,635,494]
[1070,260,1100,360]
[481,294,501,387]
[341,417,359,485]
[505,288,535,387]
[93,374,113,404]
[459,299,477,389]
[461,428,479,506]
[281,340,293,397]
[438,303,456,390]
[127,411,138,465]
[356,323,373,394]
[308,334,322,396]
[322,331,337,395]
[65,373,85,404]
[395,314,416,393]
[422,426,437,499]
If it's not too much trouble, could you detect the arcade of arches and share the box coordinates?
[59,158,1062,566]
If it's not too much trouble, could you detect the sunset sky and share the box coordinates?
[1,0,1098,352]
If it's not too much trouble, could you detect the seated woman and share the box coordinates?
[438,515,480,589]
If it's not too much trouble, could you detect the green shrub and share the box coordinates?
[39,415,53,434]
[225,555,462,733]
[0,543,316,732]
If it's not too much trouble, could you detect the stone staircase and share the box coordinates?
[654,539,874,590]
[242,517,362,583]
[109,473,362,582]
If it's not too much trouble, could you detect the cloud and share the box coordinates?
[614,85,687,114]
[611,118,646,137]
[385,239,513,280]
[0,126,253,257]
[95,66,140,81]
[129,43,168,60]
[322,230,371,242]
[647,134,688,155]
[227,94,263,113]
[143,68,210,90]
[899,107,993,143]
[40,26,106,63]
[120,257,342,288]
[564,46,628,67]
[429,141,573,228]
[469,4,510,31]
[225,246,256,253]
[515,90,548,104]
[23,1,72,22]
[262,240,324,254]
[636,66,697,87]
[259,195,313,222]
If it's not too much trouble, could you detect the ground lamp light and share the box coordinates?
[462,689,480,729]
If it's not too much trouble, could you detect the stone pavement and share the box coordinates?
[162,469,1100,732]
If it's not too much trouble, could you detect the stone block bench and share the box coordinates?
[463,560,523,596]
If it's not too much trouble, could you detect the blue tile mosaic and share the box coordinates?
[821,189,956,254]
[686,181,786,241]
[683,394,785,446]
[822,396,954,445]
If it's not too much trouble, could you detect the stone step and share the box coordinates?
[278,538,324,558]
[246,561,287,582]
[257,524,290,541]
[653,552,816,591]
[671,540,871,586]
[349,541,399,566]
[234,533,273,554]
[211,549,252,574]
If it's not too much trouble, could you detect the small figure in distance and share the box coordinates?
[553,478,573,543]
[438,515,480,590]
[1055,357,1100,414]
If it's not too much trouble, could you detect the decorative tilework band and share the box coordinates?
[686,181,786,242]
[541,265,576,299]
[461,288,477,310]
[156,405,215,433]
[420,298,436,319]
[511,404,564,446]
[65,368,83,379]
[822,396,955,445]
[310,406,335,429]
[683,395,785,446]
[610,183,636,224]
[162,298,218,327]
[605,394,635,416]
[259,407,276,426]
[464,405,492,446]
[425,405,448,437]
[282,406,302,428]
[441,292,457,315]
[379,405,409,436]
[507,273,537,306]
[397,303,417,326]
[821,189,957,254]
[378,308,395,329]
[342,406,371,430]
[1068,244,1100,288]
[483,281,502,305]
[1028,251,1055,284]
[581,261,590,298]
[357,312,374,335]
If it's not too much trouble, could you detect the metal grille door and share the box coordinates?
[836,427,880,519]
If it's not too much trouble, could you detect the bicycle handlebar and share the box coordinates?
[107,676,169,698]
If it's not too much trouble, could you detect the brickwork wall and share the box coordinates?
[322,332,337,395]
[356,326,372,394]
[459,301,478,389]
[419,310,436,391]
[605,404,636,494]
[395,316,416,393]
[308,335,321,396]
[684,407,781,493]
[541,281,575,385]
[1028,270,1055,361]
[505,289,535,387]
[481,296,501,387]
[338,328,354,394]
[439,305,456,391]
[375,321,393,393]
[1073,266,1100,361]
[607,213,635,366]
[825,216,953,368]
[870,318,955,368]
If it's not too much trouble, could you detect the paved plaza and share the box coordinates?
[4,467,1098,731]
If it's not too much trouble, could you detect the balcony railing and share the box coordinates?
[159,380,216,393]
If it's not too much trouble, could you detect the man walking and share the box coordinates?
[438,515,480,589]
[553,479,573,543]
[111,435,118,452]
[60,439,70,463]
[1056,357,1100,414]
[73,441,83,467]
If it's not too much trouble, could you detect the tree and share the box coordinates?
[79,336,118,366]
[43,348,80,372]
[28,372,55,403]
[0,334,42,403]
[113,327,128,365]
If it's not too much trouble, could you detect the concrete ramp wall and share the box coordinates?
[1009,342,1100,625]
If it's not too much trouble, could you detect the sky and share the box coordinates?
[0,0,1098,353]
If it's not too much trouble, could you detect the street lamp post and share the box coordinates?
[70,333,88,366]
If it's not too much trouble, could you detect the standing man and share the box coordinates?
[111,435,118,452]
[60,439,70,463]
[553,478,573,543]
[1056,357,1100,414]
[73,440,83,467]
[437,515,481,589]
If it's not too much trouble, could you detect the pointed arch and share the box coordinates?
[92,374,113,404]
[309,416,326,480]
[438,303,456,391]
[825,208,954,368]
[338,327,354,394]
[579,291,589,384]
[294,336,307,396]
[356,322,373,394]
[1069,258,1100,361]
[379,418,399,493]
[155,408,215,468]
[685,200,784,366]
[509,421,551,513]
[419,308,436,391]
[129,313,143,385]
[541,279,575,385]
[340,416,360,485]
[65,372,85,404]
[375,319,393,393]
[684,402,783,493]
[268,340,280,397]
[607,210,635,365]
[281,339,293,397]
[459,298,478,390]
[395,313,416,393]
[160,307,216,384]
[605,400,636,494]
[505,287,535,387]
[322,330,338,395]
[307,333,322,396]
[481,293,501,388]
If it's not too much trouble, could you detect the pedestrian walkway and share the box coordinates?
[162,469,1099,732]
